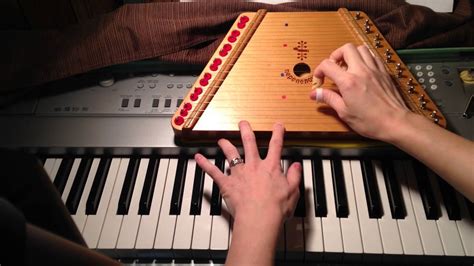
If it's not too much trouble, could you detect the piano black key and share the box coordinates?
[360,160,382,219]
[331,159,348,218]
[190,164,206,215]
[292,159,306,217]
[66,158,93,214]
[412,160,440,220]
[311,158,327,217]
[38,156,46,165]
[465,197,474,221]
[210,156,225,216]
[117,158,140,215]
[381,160,406,219]
[86,158,111,215]
[138,158,160,215]
[169,157,188,215]
[53,158,75,195]
[437,177,461,220]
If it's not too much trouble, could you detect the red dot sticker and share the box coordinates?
[180,109,188,117]
[194,87,203,95]
[174,116,184,125]
[283,44,287,47]
[281,95,287,100]
[237,22,246,29]
[223,44,232,51]
[240,16,249,23]
[183,102,192,110]
[203,73,212,80]
[228,36,237,43]
[219,50,228,57]
[199,79,208,86]
[210,64,218,71]
[231,30,241,37]
[190,93,198,101]
[213,58,222,65]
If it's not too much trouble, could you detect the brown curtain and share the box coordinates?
[1,0,472,95]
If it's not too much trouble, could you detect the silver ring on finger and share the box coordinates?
[229,157,244,167]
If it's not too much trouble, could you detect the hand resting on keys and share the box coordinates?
[310,43,474,202]
[195,120,302,266]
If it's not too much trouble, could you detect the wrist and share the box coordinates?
[383,111,426,146]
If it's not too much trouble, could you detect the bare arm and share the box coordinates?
[311,43,474,201]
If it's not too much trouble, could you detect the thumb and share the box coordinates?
[286,162,302,194]
[310,87,346,114]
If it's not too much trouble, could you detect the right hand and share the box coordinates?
[309,43,411,142]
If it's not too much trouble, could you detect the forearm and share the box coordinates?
[388,113,474,201]
[226,215,281,266]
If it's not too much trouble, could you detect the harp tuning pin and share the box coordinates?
[420,101,427,110]
[397,69,403,78]
[408,85,415,94]
[396,63,401,70]
[385,54,392,63]
[407,78,414,86]
[430,110,437,118]
[375,33,380,41]
[433,117,440,124]
[355,12,361,20]
[375,40,381,48]
[364,19,370,26]
[365,25,371,33]
[418,94,425,102]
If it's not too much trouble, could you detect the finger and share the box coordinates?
[238,120,260,162]
[266,122,285,163]
[195,153,226,188]
[357,45,377,70]
[313,58,347,86]
[329,43,365,70]
[373,54,387,72]
[286,162,302,193]
[310,88,347,115]
[217,139,242,165]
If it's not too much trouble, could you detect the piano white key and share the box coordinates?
[135,159,170,249]
[154,159,179,250]
[43,158,57,179]
[393,161,423,256]
[402,160,444,256]
[82,158,121,248]
[116,159,149,249]
[98,158,129,249]
[49,158,62,182]
[340,160,363,261]
[173,159,197,252]
[302,160,323,260]
[283,160,304,261]
[321,159,343,260]
[350,160,383,257]
[373,160,404,257]
[71,158,100,233]
[191,159,214,257]
[61,158,81,202]
[428,171,465,256]
[455,193,474,256]
[210,161,230,258]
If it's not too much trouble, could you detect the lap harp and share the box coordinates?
[172,9,445,142]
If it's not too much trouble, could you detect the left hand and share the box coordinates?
[194,120,302,224]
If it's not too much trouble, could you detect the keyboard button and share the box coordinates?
[43,158,57,179]
[117,158,141,215]
[360,160,382,218]
[66,158,93,214]
[381,160,406,219]
[455,192,474,256]
[331,159,348,218]
[311,158,327,217]
[86,158,112,215]
[190,163,206,215]
[210,156,225,215]
[138,158,160,215]
[164,99,172,108]
[152,99,159,108]
[210,160,230,260]
[412,160,439,220]
[61,159,81,203]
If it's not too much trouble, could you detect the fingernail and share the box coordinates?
[315,88,323,102]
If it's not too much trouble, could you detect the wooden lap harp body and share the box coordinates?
[172,9,445,143]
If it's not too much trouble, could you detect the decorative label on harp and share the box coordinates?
[293,40,309,61]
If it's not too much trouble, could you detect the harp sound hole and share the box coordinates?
[293,63,311,78]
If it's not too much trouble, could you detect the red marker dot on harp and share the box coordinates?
[183,102,192,110]
[283,44,287,47]
[194,87,203,95]
[281,95,287,100]
[240,16,249,23]
[174,116,185,125]
[180,109,188,117]
[228,36,237,43]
